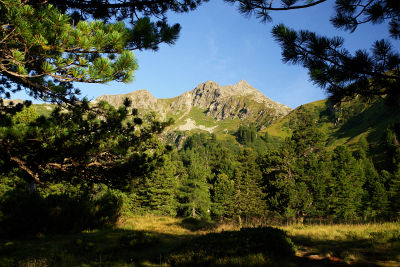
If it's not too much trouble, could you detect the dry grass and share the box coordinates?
[117,215,191,235]
[281,222,400,241]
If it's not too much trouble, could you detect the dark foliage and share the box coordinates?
[236,124,257,145]
[0,188,123,237]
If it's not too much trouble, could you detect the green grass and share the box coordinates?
[262,99,333,143]
[185,106,218,128]
[1,215,399,266]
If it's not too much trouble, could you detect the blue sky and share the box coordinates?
[19,0,400,108]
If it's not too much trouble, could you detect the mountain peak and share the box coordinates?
[127,89,155,98]
[221,80,260,97]
[235,80,251,87]
[195,81,222,91]
[202,80,220,86]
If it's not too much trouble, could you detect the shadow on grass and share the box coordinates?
[0,228,177,266]
[3,225,391,266]
[290,233,400,267]
[177,217,217,231]
[0,226,299,266]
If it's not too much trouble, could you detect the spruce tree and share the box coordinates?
[360,157,390,219]
[308,153,335,218]
[137,153,181,216]
[389,164,400,217]
[371,180,390,218]
[236,125,257,145]
[331,146,365,221]
[178,151,211,219]
[261,115,327,221]
[212,173,236,219]
[234,148,267,223]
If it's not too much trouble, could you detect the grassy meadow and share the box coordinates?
[0,215,399,266]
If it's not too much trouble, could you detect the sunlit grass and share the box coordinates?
[117,214,193,235]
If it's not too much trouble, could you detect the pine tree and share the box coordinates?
[226,0,400,104]
[1,0,208,105]
[0,1,139,104]
[272,24,400,104]
[50,0,207,28]
[0,99,171,188]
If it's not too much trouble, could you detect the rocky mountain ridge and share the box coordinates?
[94,80,291,133]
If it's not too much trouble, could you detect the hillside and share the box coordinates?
[263,97,400,166]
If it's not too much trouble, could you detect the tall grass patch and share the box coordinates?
[281,222,400,264]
